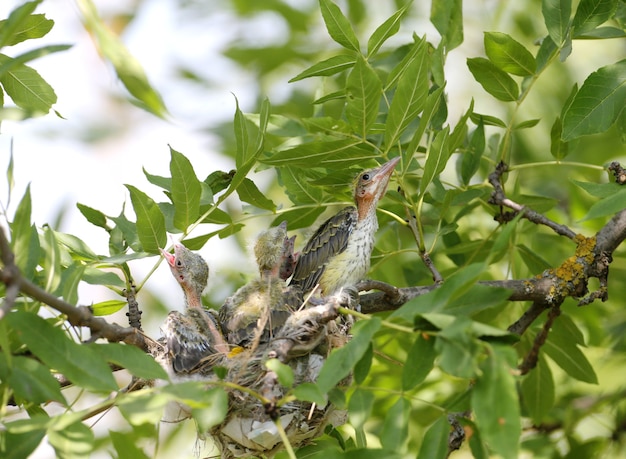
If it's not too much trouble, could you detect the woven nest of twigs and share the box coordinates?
[155,297,352,458]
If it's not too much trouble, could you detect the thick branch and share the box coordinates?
[0,227,146,350]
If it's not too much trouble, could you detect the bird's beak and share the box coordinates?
[374,157,400,182]
[161,248,176,267]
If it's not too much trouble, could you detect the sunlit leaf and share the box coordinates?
[126,184,166,254]
[110,431,151,459]
[0,0,41,48]
[91,299,127,316]
[572,0,618,37]
[430,0,463,50]
[467,57,519,101]
[92,342,168,381]
[170,147,201,231]
[289,54,356,82]
[384,37,429,148]
[348,388,374,431]
[0,54,56,113]
[346,56,382,136]
[263,139,377,168]
[542,0,572,45]
[484,32,536,76]
[319,0,360,52]
[236,178,276,211]
[76,203,108,229]
[0,13,52,46]
[579,187,626,221]
[380,398,410,452]
[562,59,626,140]
[420,126,450,194]
[367,1,412,57]
[265,358,294,388]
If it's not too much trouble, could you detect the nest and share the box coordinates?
[155,297,352,458]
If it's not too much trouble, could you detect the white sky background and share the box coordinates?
[2,0,623,457]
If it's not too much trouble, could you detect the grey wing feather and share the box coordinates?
[289,206,356,294]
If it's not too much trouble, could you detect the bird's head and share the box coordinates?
[161,243,209,305]
[254,221,290,277]
[353,157,400,219]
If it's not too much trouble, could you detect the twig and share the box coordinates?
[488,161,577,240]
[124,284,143,331]
[519,304,562,374]
[0,226,146,350]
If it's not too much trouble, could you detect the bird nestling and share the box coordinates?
[219,222,300,349]
[289,157,400,298]
[160,243,229,374]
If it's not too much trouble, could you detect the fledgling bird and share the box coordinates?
[219,222,299,348]
[289,157,400,297]
[160,243,229,374]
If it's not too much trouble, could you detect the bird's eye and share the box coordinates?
[362,173,370,181]
[176,260,183,267]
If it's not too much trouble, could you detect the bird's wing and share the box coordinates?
[289,206,357,294]
[164,310,220,374]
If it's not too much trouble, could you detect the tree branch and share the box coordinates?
[0,226,146,350]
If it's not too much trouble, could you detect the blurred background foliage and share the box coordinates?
[1,0,626,458]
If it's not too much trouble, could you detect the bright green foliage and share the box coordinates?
[1,0,626,459]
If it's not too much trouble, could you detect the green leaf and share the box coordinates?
[265,358,294,388]
[236,178,276,211]
[461,121,485,185]
[543,319,598,383]
[92,343,169,381]
[126,184,166,254]
[77,0,167,117]
[117,390,169,425]
[579,187,626,221]
[420,126,450,194]
[110,431,151,459]
[289,54,356,82]
[416,415,449,459]
[292,382,327,407]
[367,1,412,57]
[0,0,41,48]
[550,116,569,159]
[561,59,626,140]
[76,203,108,229]
[571,179,621,198]
[82,267,125,288]
[542,0,572,45]
[404,85,445,165]
[348,388,375,431]
[0,54,56,113]
[263,139,377,168]
[169,147,202,232]
[10,184,39,278]
[572,0,618,37]
[353,342,373,384]
[91,299,127,316]
[516,244,552,273]
[402,334,436,390]
[467,57,519,101]
[435,316,480,378]
[273,207,326,231]
[7,312,118,392]
[384,37,429,148]
[380,398,410,452]
[521,355,555,424]
[346,56,382,136]
[317,318,381,393]
[470,112,507,127]
[484,32,537,76]
[8,356,66,405]
[0,14,53,46]
[319,0,360,52]
[47,420,94,458]
[0,428,46,459]
[472,345,521,459]
[430,0,463,51]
